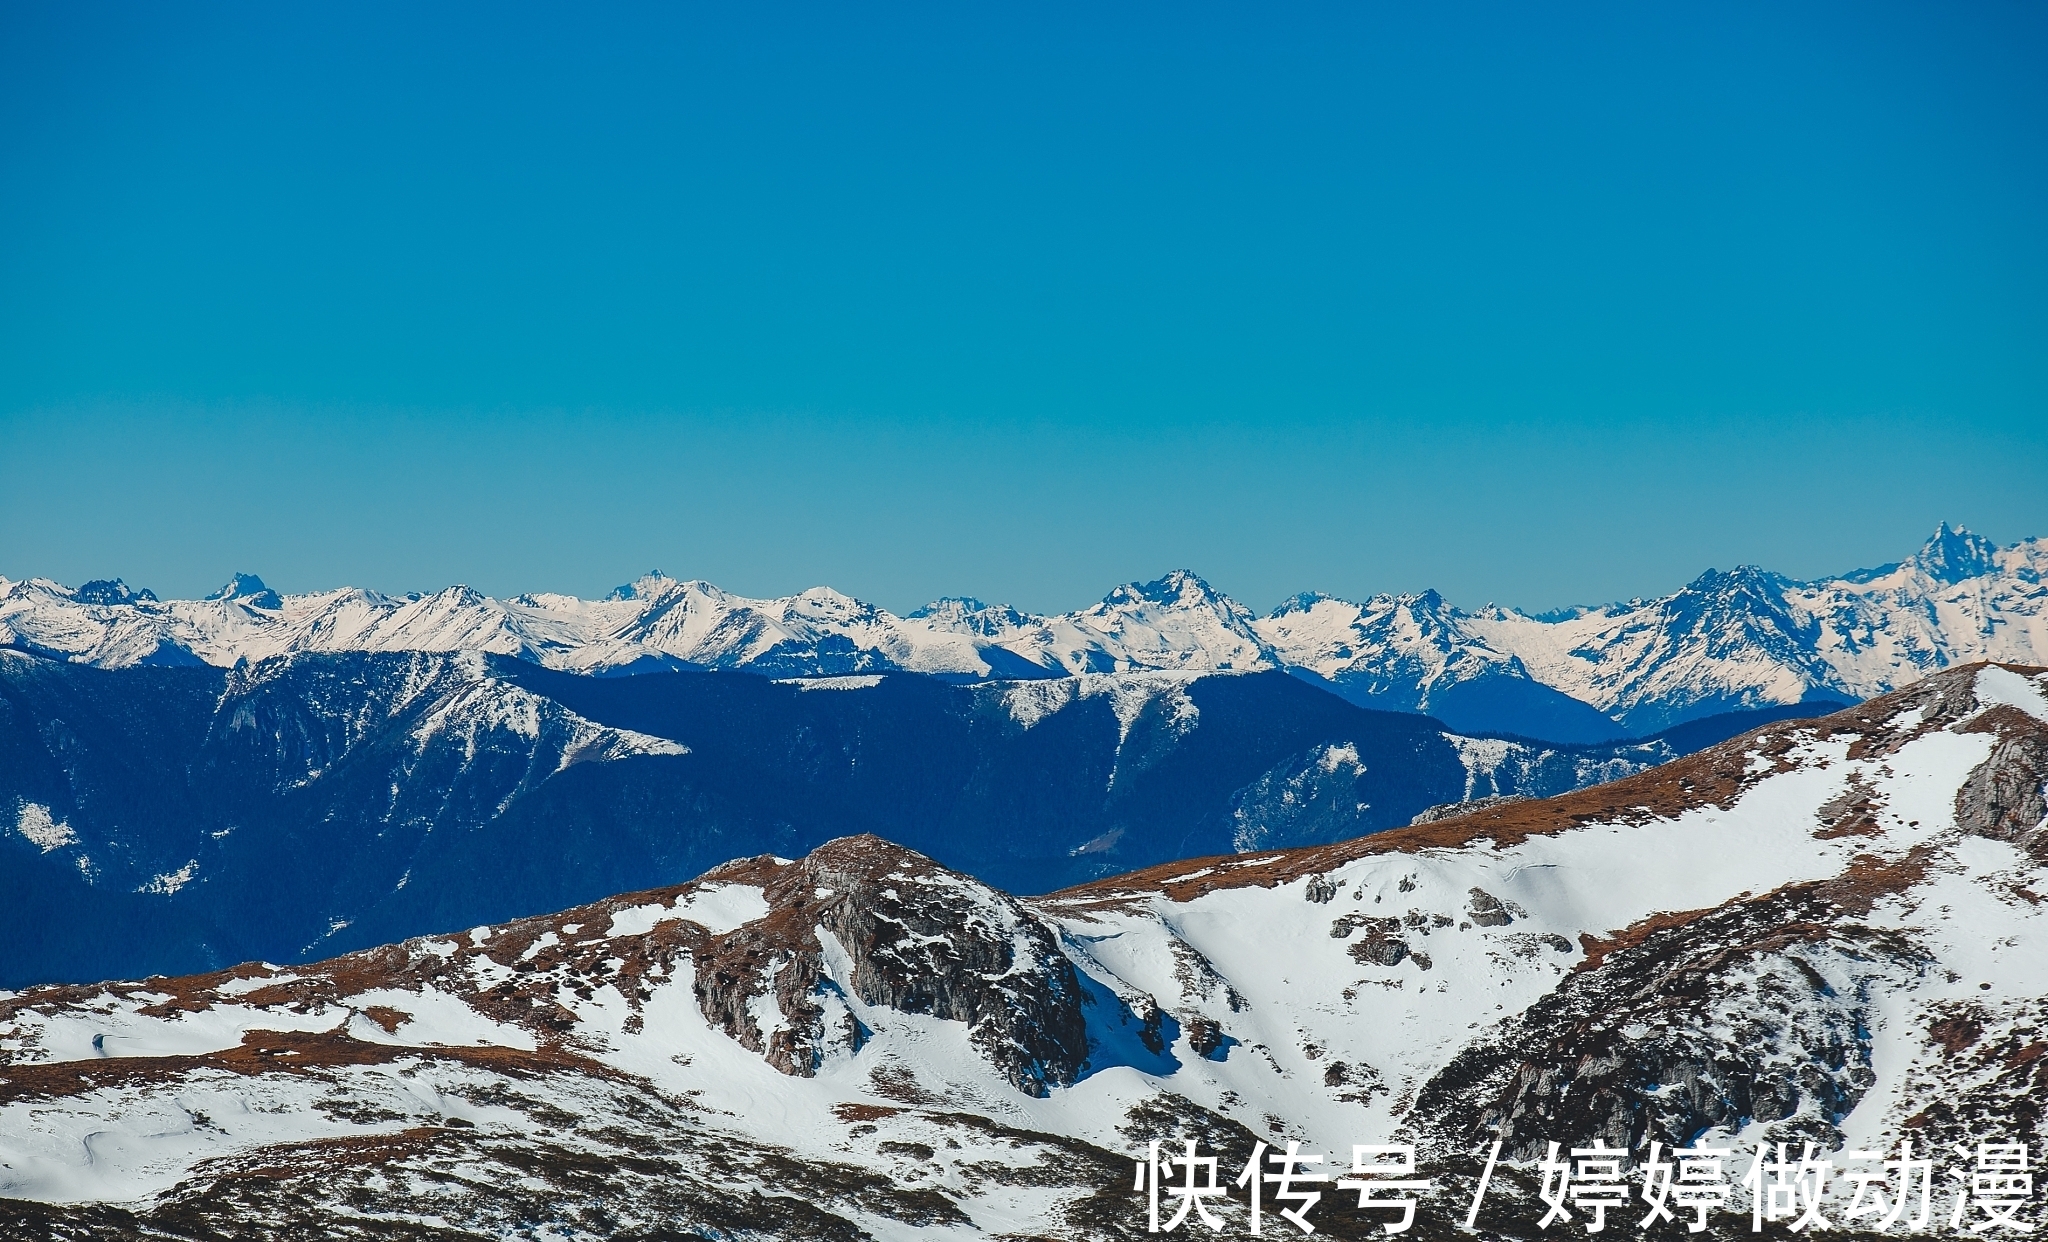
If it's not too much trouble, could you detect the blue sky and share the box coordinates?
[3,2,2044,615]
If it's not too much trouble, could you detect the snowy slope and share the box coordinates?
[4,663,2042,1237]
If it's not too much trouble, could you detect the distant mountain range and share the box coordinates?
[4,523,2042,740]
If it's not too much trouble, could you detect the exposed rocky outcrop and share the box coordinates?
[1955,707,2048,848]
[1338,916,1410,966]
[1896,995,2048,1160]
[691,836,1091,1097]
[1411,864,1928,1161]
[1465,887,1515,927]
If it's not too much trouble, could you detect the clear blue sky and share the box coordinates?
[4,2,2044,615]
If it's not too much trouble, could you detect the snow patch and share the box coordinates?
[777,674,887,691]
[1317,742,1363,774]
[998,679,1077,730]
[136,860,198,895]
[14,803,75,853]
[1444,735,1514,802]
[1975,665,2048,723]
[342,987,539,1050]
[999,673,1201,744]
[607,883,770,938]
[216,971,297,996]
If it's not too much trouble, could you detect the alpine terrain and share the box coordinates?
[1,663,2041,1238]
[3,524,2042,740]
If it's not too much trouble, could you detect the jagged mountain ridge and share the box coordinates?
[2,664,2041,1238]
[0,649,1680,990]
[4,523,2042,738]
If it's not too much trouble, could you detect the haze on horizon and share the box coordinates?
[3,3,2044,616]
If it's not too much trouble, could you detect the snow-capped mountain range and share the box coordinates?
[4,523,2043,738]
[3,663,2041,1237]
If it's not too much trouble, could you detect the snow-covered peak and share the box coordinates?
[1251,588,1521,712]
[70,578,158,606]
[1034,571,1275,674]
[1908,520,2000,585]
[204,572,280,609]
[1677,562,1793,595]
[909,595,988,619]
[1105,568,1229,611]
[907,596,1033,634]
[1455,531,2048,731]
[786,584,882,623]
[899,574,1282,677]
[1265,589,1333,616]
[605,570,689,602]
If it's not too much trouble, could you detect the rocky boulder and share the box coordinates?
[692,835,1092,1096]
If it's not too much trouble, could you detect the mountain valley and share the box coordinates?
[0,650,1687,989]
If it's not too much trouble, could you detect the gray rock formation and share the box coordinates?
[691,836,1091,1097]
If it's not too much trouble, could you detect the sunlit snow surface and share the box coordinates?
[605,882,771,937]
[1045,727,1985,1141]
[1,666,2043,1235]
